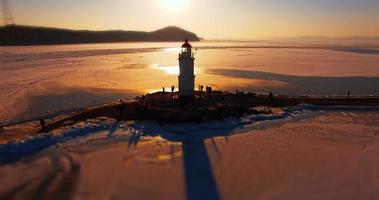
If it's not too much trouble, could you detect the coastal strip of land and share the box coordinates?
[1,91,379,145]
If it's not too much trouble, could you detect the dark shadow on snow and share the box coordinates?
[125,122,237,200]
[334,48,379,55]
[208,69,379,96]
[0,124,118,164]
[182,138,220,200]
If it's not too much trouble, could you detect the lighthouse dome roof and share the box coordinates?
[182,39,192,48]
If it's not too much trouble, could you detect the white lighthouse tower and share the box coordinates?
[178,39,195,100]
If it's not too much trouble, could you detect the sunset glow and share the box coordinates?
[157,0,189,12]
[7,0,379,39]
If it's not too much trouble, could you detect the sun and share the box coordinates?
[158,0,189,12]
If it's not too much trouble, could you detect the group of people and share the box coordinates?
[197,85,213,94]
[161,85,214,94]
[162,86,176,93]
[161,87,352,99]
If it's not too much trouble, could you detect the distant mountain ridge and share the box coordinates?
[0,25,200,46]
[268,35,379,42]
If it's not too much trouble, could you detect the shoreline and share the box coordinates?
[1,91,379,144]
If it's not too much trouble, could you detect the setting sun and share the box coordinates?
[157,0,189,12]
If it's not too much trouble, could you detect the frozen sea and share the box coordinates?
[1,41,379,200]
[1,41,379,124]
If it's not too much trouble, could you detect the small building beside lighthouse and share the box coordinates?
[178,39,195,100]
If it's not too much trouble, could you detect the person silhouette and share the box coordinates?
[269,91,274,100]
[206,86,213,95]
[162,87,165,93]
[347,91,351,98]
[40,119,46,127]
[171,85,175,93]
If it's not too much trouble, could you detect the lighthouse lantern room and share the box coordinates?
[178,39,195,100]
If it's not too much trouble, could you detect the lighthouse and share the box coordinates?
[178,39,195,100]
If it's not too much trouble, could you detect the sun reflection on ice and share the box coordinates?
[153,64,180,75]
[162,47,182,52]
[152,64,201,75]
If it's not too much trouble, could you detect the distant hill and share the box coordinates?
[0,25,200,46]
[268,35,379,42]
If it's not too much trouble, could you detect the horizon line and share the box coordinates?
[2,23,379,41]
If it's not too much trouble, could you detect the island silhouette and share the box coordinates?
[0,25,200,45]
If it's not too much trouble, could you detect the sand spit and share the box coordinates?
[1,91,379,144]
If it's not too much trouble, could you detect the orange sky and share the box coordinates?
[6,0,379,39]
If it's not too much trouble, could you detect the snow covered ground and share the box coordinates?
[1,107,379,200]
